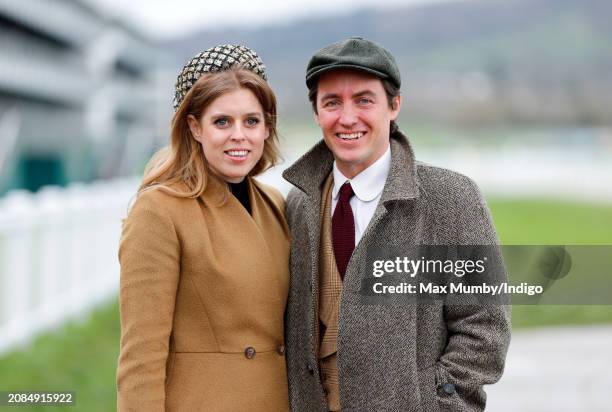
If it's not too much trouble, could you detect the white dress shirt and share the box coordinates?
[331,145,391,246]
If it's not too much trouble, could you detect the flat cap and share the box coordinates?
[306,37,401,90]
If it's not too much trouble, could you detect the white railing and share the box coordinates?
[0,177,139,355]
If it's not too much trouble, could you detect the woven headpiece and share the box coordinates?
[173,44,267,111]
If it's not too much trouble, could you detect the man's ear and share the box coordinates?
[313,111,320,126]
[187,114,202,141]
[390,95,402,120]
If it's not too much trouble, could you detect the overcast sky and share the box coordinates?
[90,0,456,40]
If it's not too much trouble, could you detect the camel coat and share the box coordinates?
[116,175,290,412]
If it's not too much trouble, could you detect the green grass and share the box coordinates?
[489,198,612,245]
[0,301,120,411]
[0,198,610,408]
[510,305,612,329]
[489,198,612,329]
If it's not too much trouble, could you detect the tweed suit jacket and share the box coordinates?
[282,130,511,411]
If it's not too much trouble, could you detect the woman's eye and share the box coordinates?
[214,118,229,127]
[246,117,260,126]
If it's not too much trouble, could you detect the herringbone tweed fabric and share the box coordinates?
[282,130,511,412]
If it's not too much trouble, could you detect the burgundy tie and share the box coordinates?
[332,182,355,280]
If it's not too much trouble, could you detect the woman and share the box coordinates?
[116,44,290,411]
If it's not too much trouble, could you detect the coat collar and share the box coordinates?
[332,145,390,202]
[282,129,420,203]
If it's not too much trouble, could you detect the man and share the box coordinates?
[282,37,511,411]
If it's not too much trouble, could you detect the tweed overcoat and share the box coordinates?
[282,130,511,411]
[116,175,290,411]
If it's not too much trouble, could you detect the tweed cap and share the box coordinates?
[173,44,267,111]
[306,37,401,90]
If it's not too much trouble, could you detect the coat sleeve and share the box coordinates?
[437,177,511,411]
[116,190,180,412]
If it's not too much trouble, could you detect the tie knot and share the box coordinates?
[339,182,354,203]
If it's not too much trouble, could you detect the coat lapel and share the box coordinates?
[282,130,420,204]
[283,130,422,356]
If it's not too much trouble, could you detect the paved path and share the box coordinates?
[486,325,612,411]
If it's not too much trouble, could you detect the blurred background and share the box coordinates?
[0,0,611,410]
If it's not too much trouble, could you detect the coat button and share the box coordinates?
[244,347,256,359]
[442,383,456,394]
[276,344,286,355]
[307,363,315,375]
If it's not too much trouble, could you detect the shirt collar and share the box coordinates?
[332,144,391,202]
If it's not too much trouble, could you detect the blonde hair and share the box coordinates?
[139,69,280,198]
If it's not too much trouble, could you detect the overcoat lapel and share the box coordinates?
[283,131,422,357]
[283,140,334,358]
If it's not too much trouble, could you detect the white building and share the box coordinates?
[0,0,176,195]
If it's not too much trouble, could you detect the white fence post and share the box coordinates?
[0,191,37,353]
[0,177,139,355]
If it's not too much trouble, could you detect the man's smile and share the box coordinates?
[336,132,366,140]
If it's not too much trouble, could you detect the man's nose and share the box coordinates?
[339,105,358,127]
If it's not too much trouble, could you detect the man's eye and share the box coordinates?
[324,100,339,108]
[358,98,372,105]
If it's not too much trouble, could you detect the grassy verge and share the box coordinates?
[489,198,612,244]
[0,301,119,411]
[488,198,612,328]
